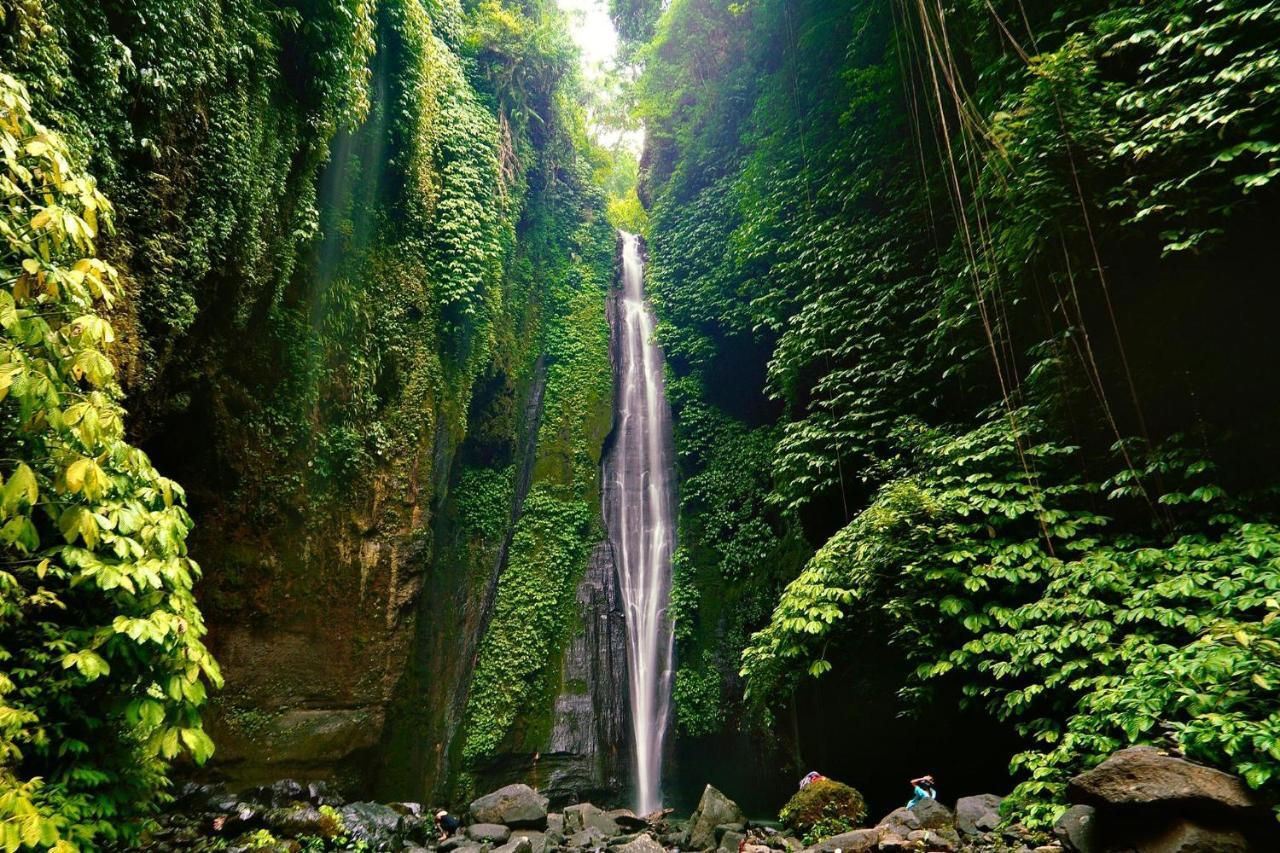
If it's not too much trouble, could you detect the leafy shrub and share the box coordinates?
[0,74,220,849]
[779,778,867,842]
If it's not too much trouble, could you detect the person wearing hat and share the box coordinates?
[907,775,936,809]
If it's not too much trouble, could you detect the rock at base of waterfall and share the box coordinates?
[803,828,880,852]
[337,802,404,845]
[567,826,608,849]
[716,829,745,853]
[565,802,621,836]
[470,784,549,829]
[493,835,535,853]
[467,823,513,844]
[1067,747,1262,812]
[955,794,1003,836]
[1053,804,1099,852]
[684,785,746,850]
[612,832,665,853]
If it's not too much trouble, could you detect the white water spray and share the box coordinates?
[606,232,676,816]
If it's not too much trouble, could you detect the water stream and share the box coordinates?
[605,232,676,815]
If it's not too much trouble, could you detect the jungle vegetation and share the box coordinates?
[1,0,1278,847]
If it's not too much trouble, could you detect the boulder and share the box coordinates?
[471,784,550,829]
[876,807,921,839]
[441,837,475,852]
[515,831,550,853]
[468,823,514,844]
[612,810,652,832]
[1053,804,1099,853]
[1067,747,1262,812]
[306,780,338,806]
[547,814,565,838]
[338,802,404,846]
[246,779,305,808]
[263,804,340,838]
[567,826,608,849]
[804,828,879,852]
[686,785,746,850]
[909,798,954,831]
[566,803,621,836]
[1137,818,1247,853]
[390,802,424,816]
[613,832,665,853]
[954,794,1002,836]
[779,779,867,838]
[718,829,745,853]
[493,836,534,853]
[715,823,746,842]
[906,828,957,851]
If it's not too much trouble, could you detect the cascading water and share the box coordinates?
[604,231,676,816]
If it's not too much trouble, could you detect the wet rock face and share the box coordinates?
[542,540,630,806]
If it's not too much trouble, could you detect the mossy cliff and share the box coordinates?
[0,0,619,810]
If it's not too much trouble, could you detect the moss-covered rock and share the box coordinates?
[779,778,868,840]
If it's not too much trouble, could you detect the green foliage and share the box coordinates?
[0,75,220,850]
[461,488,596,760]
[778,778,867,843]
[743,413,1280,824]
[673,657,724,737]
[640,0,1280,826]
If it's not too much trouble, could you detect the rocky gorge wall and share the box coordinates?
[0,0,626,805]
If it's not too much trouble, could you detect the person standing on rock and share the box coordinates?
[907,775,936,809]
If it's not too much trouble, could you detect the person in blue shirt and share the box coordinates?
[907,775,937,809]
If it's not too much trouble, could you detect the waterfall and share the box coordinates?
[604,231,676,816]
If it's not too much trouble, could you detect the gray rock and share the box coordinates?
[1067,747,1263,812]
[471,784,550,829]
[514,831,549,853]
[263,804,338,837]
[493,836,534,853]
[910,798,954,831]
[804,828,879,852]
[568,826,608,849]
[955,794,1003,836]
[1053,804,1099,853]
[718,829,745,853]
[306,780,338,806]
[469,823,514,844]
[715,823,746,842]
[876,807,921,839]
[441,837,475,852]
[391,802,425,816]
[613,832,665,853]
[1138,818,1248,853]
[613,811,652,833]
[548,814,566,837]
[686,785,746,850]
[906,828,958,851]
[339,802,404,846]
[566,803,621,837]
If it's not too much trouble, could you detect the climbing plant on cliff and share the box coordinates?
[0,75,220,849]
